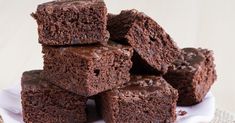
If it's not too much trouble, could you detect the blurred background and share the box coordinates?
[0,0,234,114]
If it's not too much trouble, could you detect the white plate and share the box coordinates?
[0,83,215,123]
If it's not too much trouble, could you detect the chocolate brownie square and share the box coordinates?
[32,0,109,45]
[42,43,133,96]
[99,76,178,123]
[107,10,181,74]
[21,70,87,123]
[163,48,217,106]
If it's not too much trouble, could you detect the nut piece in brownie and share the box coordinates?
[21,70,87,123]
[42,43,133,96]
[32,0,109,45]
[107,10,181,74]
[99,76,178,123]
[163,48,217,106]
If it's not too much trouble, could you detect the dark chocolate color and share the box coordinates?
[21,70,87,123]
[32,0,109,45]
[42,43,133,96]
[99,76,178,123]
[107,10,181,74]
[164,48,217,106]
[178,110,187,116]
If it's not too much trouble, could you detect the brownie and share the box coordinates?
[42,43,133,96]
[107,10,181,74]
[32,0,109,45]
[21,70,87,123]
[163,48,217,106]
[99,76,178,123]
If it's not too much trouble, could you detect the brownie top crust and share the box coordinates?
[108,9,179,46]
[107,9,147,43]
[169,48,213,72]
[43,43,133,60]
[37,0,105,13]
[21,70,55,91]
[110,76,178,101]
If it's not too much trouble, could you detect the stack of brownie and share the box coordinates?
[21,0,217,123]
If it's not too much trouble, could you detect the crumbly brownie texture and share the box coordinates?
[99,76,178,123]
[107,10,181,74]
[42,44,133,96]
[21,70,87,123]
[163,48,217,106]
[32,0,109,45]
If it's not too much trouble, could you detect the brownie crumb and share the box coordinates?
[178,110,187,116]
